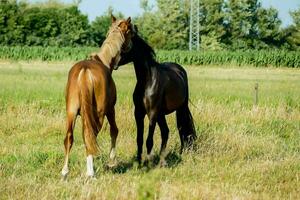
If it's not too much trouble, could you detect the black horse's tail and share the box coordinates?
[176,100,197,151]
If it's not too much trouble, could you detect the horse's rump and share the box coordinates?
[66,60,113,155]
[158,63,188,114]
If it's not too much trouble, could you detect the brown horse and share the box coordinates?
[61,15,134,179]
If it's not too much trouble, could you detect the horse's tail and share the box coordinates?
[78,68,100,155]
[176,74,197,150]
[176,102,197,150]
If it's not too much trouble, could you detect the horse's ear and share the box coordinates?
[111,14,116,23]
[134,24,138,33]
[126,17,131,24]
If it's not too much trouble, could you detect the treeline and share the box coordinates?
[1,46,299,67]
[137,0,300,50]
[0,0,112,46]
[0,0,300,50]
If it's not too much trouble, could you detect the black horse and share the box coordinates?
[118,27,197,166]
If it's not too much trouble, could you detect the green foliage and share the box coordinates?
[200,35,224,50]
[225,0,261,49]
[0,46,299,68]
[256,7,282,48]
[0,0,92,46]
[134,0,299,50]
[90,15,111,47]
[136,0,189,50]
[199,0,226,50]
[157,50,300,67]
[0,0,26,45]
[0,0,299,50]
[0,46,97,61]
[90,7,123,47]
[285,8,300,50]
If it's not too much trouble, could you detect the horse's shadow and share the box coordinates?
[151,151,182,168]
[106,150,182,174]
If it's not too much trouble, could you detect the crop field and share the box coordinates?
[1,47,300,67]
[0,61,300,199]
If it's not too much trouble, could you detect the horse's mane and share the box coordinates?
[95,22,125,67]
[134,34,157,65]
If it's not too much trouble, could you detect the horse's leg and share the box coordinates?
[106,108,118,165]
[145,113,157,163]
[157,114,169,167]
[135,107,145,164]
[61,110,77,179]
[85,110,104,178]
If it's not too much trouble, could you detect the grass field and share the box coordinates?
[0,61,300,199]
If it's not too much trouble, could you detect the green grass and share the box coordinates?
[0,61,300,199]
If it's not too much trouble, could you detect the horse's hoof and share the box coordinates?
[90,176,97,181]
[61,170,69,181]
[144,158,156,169]
[143,160,149,168]
[85,175,97,182]
[107,160,118,168]
[132,160,140,170]
[159,160,167,168]
[145,153,154,163]
[61,174,68,182]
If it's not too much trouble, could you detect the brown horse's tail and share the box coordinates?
[78,68,100,155]
[176,82,197,151]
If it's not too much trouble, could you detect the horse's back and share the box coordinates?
[69,60,111,80]
[160,62,187,78]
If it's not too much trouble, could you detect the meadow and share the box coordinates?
[0,61,300,199]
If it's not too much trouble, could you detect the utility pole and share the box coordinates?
[189,0,200,51]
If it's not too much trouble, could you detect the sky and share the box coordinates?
[32,0,300,27]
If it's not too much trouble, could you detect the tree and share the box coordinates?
[225,0,261,49]
[199,0,226,50]
[57,6,92,46]
[135,0,189,50]
[0,0,93,46]
[21,7,60,46]
[255,7,282,48]
[140,0,153,12]
[0,0,26,45]
[157,0,189,49]
[285,8,300,50]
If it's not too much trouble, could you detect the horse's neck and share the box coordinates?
[97,45,113,69]
[96,33,123,70]
[133,59,156,85]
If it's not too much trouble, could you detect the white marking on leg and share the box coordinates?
[61,156,69,177]
[61,164,69,177]
[109,148,116,160]
[86,155,94,177]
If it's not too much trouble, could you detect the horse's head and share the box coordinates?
[118,25,155,68]
[117,24,138,67]
[111,15,135,54]
[105,15,135,70]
